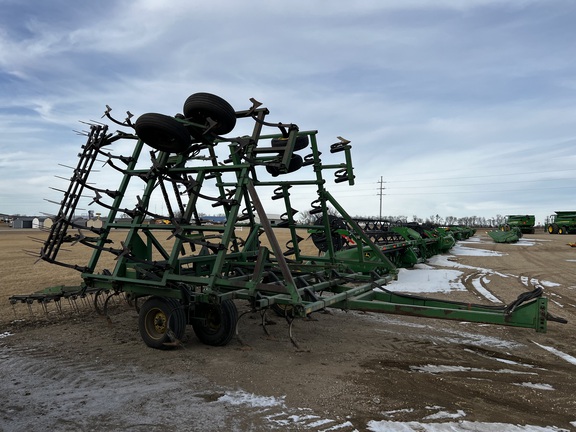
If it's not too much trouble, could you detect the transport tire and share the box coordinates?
[270,135,309,151]
[183,92,236,136]
[265,154,303,177]
[134,113,191,153]
[191,299,237,346]
[139,297,186,350]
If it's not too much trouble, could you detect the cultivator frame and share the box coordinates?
[10,93,563,348]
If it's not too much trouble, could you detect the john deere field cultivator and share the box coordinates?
[9,93,563,349]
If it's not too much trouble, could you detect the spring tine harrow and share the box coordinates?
[9,92,565,347]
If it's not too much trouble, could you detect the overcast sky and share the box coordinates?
[1,0,575,225]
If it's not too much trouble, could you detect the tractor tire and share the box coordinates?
[183,92,236,136]
[139,297,186,350]
[191,299,238,346]
[271,135,309,152]
[265,154,303,177]
[134,113,191,154]
[549,224,559,234]
[558,226,565,235]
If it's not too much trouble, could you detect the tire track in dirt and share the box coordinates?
[0,340,358,432]
[462,270,502,304]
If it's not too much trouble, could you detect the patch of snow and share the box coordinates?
[513,382,554,391]
[539,280,561,288]
[463,349,544,370]
[423,409,466,420]
[471,275,501,303]
[367,420,569,431]
[511,239,537,246]
[386,267,466,294]
[450,244,505,256]
[317,420,355,430]
[381,408,415,418]
[218,390,284,408]
[0,332,13,339]
[532,341,576,366]
[438,330,522,349]
[410,364,537,375]
[460,236,481,243]
[429,254,509,278]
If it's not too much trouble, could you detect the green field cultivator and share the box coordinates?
[309,219,459,268]
[9,92,565,349]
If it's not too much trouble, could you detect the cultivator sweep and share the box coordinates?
[10,92,565,348]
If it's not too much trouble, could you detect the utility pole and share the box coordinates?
[378,176,385,220]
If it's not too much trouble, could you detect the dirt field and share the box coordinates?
[1,227,575,431]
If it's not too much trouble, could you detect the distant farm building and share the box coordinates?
[12,217,35,229]
[32,217,53,229]
[87,217,103,229]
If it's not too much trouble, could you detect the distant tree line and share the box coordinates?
[297,210,514,228]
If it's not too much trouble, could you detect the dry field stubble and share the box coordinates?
[0,226,318,326]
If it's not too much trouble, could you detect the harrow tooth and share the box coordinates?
[288,318,300,350]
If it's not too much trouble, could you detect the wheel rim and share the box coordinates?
[204,307,222,333]
[145,308,168,340]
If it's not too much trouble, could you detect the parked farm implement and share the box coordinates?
[9,93,565,349]
[488,227,523,244]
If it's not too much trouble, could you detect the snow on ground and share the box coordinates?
[213,237,576,432]
[4,236,573,432]
[367,420,570,431]
[387,264,466,294]
[363,237,573,431]
[450,244,505,256]
[218,390,571,432]
[532,341,576,366]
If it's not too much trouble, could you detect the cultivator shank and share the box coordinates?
[10,92,564,348]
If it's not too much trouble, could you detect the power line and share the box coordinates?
[330,184,576,198]
[386,178,576,189]
[321,168,576,191]
[378,176,385,220]
[384,168,576,184]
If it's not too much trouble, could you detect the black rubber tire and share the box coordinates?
[558,227,565,235]
[191,299,237,346]
[134,113,191,153]
[183,93,236,136]
[266,154,303,177]
[271,135,309,151]
[549,223,559,234]
[138,297,186,350]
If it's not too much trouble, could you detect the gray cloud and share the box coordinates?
[0,0,575,225]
